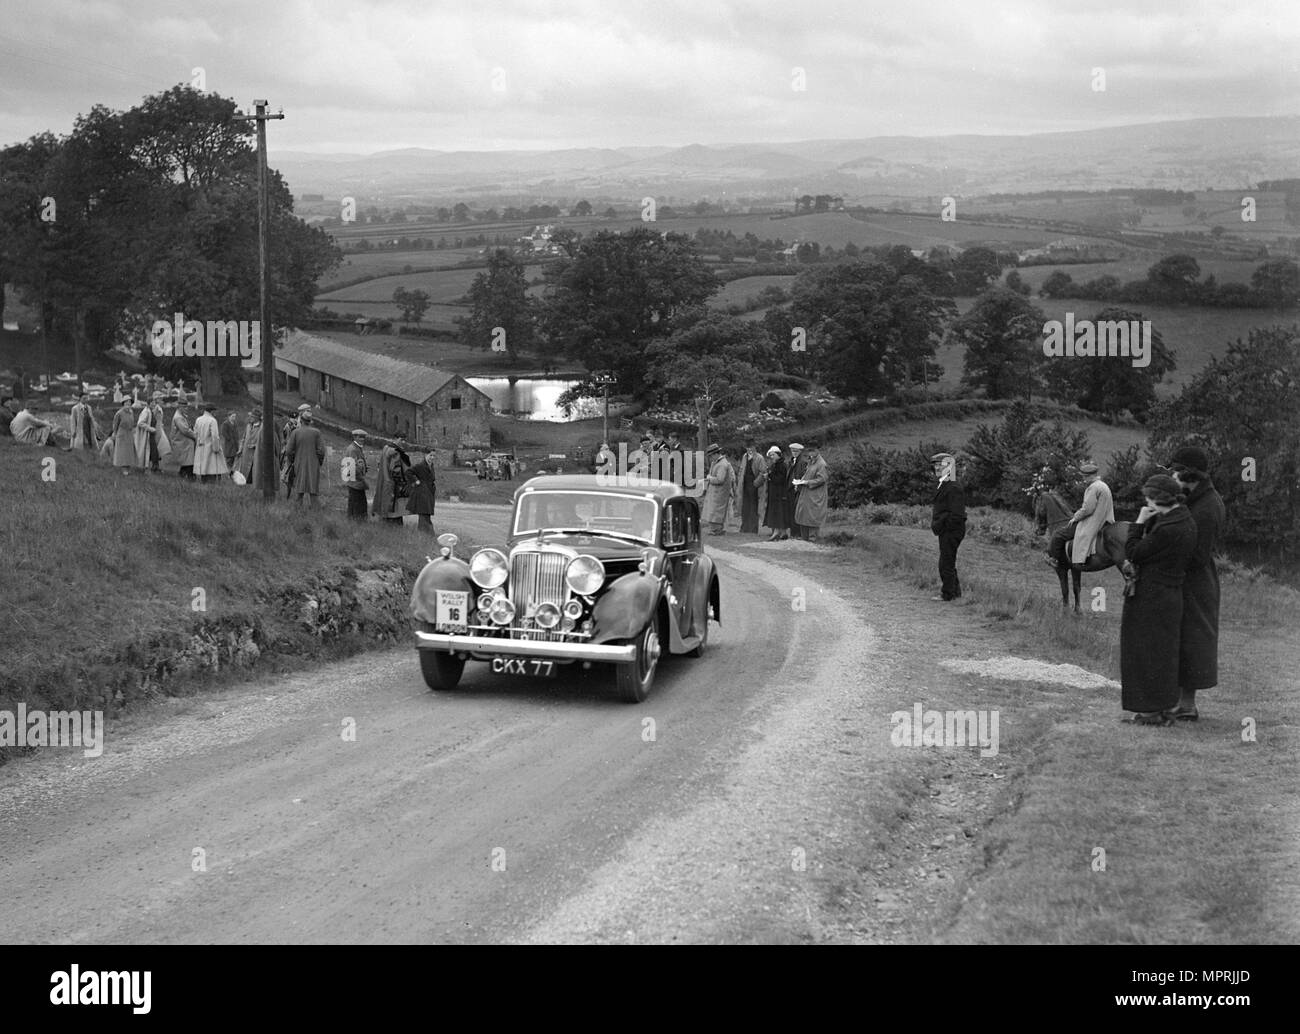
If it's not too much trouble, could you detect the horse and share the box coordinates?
[1052,521,1135,611]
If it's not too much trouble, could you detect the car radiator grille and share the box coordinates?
[509,552,570,640]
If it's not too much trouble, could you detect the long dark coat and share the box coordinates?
[286,424,326,494]
[1179,478,1225,691]
[407,459,436,515]
[931,479,967,538]
[763,455,792,529]
[1120,506,1198,713]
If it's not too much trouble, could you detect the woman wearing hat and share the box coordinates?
[110,398,138,472]
[132,399,155,472]
[760,445,791,540]
[1120,474,1199,725]
[1168,446,1226,720]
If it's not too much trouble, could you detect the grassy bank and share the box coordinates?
[0,434,484,762]
[818,504,1300,942]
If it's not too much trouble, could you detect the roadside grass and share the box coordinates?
[815,506,1300,943]
[0,435,485,744]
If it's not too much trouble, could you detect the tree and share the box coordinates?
[393,286,431,322]
[962,401,1090,513]
[1148,325,1300,559]
[1040,270,1075,298]
[602,206,617,219]
[952,246,1002,295]
[570,199,592,217]
[457,249,534,360]
[452,203,471,222]
[645,312,766,449]
[1250,258,1300,307]
[1005,270,1031,295]
[1041,307,1176,418]
[1146,254,1200,299]
[951,288,1046,400]
[537,227,720,395]
[788,260,955,397]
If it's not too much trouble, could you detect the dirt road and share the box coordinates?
[2,503,925,943]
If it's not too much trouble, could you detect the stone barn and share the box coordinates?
[275,330,491,452]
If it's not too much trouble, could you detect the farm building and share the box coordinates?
[274,330,492,452]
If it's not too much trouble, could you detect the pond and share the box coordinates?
[467,377,609,422]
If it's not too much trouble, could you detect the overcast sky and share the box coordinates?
[2,0,1297,153]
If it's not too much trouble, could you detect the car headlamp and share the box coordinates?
[565,554,605,595]
[535,602,561,629]
[470,548,509,589]
[562,599,584,620]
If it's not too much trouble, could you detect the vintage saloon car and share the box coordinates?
[410,475,720,702]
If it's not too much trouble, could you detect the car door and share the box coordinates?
[662,499,697,639]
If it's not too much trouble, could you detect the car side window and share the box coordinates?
[684,501,701,545]
[663,500,686,548]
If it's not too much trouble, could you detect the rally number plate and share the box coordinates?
[434,590,469,633]
[491,657,557,678]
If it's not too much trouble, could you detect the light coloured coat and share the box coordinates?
[794,452,830,528]
[703,454,735,525]
[193,411,229,476]
[171,409,197,467]
[1070,477,1116,564]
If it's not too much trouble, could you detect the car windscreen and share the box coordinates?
[514,492,659,544]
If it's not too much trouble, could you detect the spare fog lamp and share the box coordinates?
[562,599,584,620]
[560,616,576,632]
[535,602,562,629]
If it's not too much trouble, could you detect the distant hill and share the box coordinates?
[271,116,1300,201]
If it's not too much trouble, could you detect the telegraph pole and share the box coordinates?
[234,99,284,499]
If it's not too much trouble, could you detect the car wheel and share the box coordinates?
[419,650,465,691]
[615,616,662,703]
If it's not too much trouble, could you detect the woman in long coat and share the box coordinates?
[1119,474,1199,723]
[407,449,437,534]
[1169,447,1226,720]
[760,446,790,540]
[110,400,137,470]
[793,441,830,540]
[372,436,412,522]
[131,401,154,470]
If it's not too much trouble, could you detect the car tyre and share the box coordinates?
[687,610,709,658]
[419,650,466,691]
[616,616,662,703]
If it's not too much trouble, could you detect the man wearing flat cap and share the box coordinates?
[1167,445,1226,720]
[1050,461,1115,570]
[930,453,966,600]
[343,429,370,520]
[703,442,735,534]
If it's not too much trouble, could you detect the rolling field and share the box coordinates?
[1012,255,1277,292]
[708,274,796,308]
[319,247,494,289]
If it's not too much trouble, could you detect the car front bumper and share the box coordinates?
[415,629,637,663]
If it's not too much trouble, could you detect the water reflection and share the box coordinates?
[467,378,604,422]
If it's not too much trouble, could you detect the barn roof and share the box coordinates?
[277,330,488,406]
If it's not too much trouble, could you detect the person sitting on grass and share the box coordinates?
[9,402,71,449]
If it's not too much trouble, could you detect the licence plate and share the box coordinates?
[434,590,469,633]
[491,657,557,678]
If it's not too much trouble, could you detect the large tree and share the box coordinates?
[1041,307,1177,418]
[1146,325,1300,560]
[537,227,719,395]
[787,259,954,398]
[951,287,1046,400]
[645,312,766,449]
[458,249,534,360]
